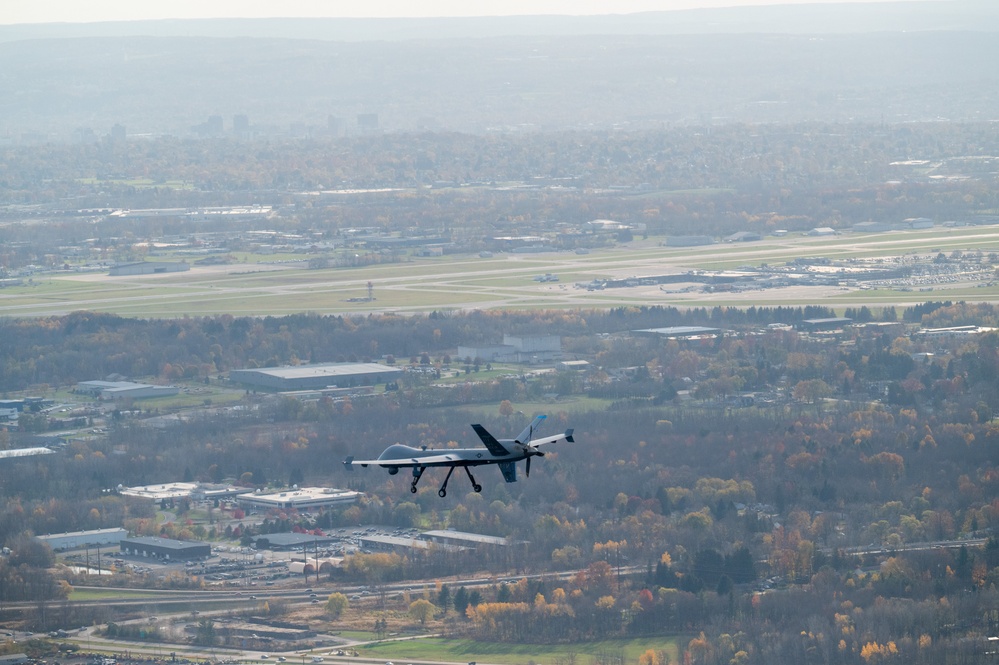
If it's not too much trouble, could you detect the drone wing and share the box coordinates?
[344,452,464,468]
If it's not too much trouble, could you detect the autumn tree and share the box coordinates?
[409,598,437,625]
[324,592,348,619]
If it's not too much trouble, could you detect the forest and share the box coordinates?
[1,301,999,663]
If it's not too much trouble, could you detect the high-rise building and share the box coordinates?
[233,114,249,136]
[206,115,224,135]
[357,113,379,132]
[328,115,343,137]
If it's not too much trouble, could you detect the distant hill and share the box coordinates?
[1,0,997,43]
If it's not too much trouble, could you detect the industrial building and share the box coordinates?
[119,482,198,502]
[912,325,995,339]
[634,326,722,340]
[190,484,246,502]
[36,527,128,551]
[236,487,362,512]
[75,380,179,400]
[357,534,435,555]
[253,532,338,551]
[120,536,211,560]
[457,334,562,364]
[421,529,519,548]
[0,655,28,665]
[229,362,402,391]
[799,317,853,332]
[0,447,55,460]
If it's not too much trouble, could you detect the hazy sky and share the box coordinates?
[2,0,920,25]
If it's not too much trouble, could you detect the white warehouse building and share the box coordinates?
[36,527,128,551]
[457,334,561,364]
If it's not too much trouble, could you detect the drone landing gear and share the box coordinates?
[435,466,482,497]
[410,466,426,494]
[438,466,456,497]
[464,466,482,493]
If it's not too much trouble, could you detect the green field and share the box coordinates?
[4,227,999,317]
[356,636,680,665]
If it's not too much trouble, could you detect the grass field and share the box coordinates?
[356,636,680,665]
[4,227,999,317]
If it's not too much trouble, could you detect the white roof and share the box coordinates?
[119,482,198,500]
[0,447,55,460]
[233,363,400,379]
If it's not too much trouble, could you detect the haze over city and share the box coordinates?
[2,0,928,24]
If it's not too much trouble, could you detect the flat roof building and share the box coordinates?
[191,484,246,502]
[254,532,338,551]
[75,380,179,400]
[229,363,402,391]
[358,534,435,554]
[421,529,519,548]
[912,325,995,338]
[37,527,128,551]
[800,317,853,332]
[0,447,55,460]
[236,487,362,512]
[120,536,211,560]
[119,482,198,502]
[458,334,562,364]
[0,654,29,665]
[634,326,722,339]
[108,261,190,276]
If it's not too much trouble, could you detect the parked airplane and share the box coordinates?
[344,415,573,497]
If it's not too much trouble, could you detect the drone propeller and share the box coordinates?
[515,415,548,478]
[523,444,545,477]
